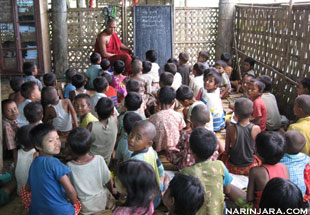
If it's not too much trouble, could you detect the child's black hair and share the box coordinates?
[220,52,231,62]
[24,101,43,124]
[10,77,24,92]
[65,68,77,81]
[99,71,112,85]
[258,75,272,92]
[142,61,152,74]
[167,58,179,67]
[199,51,210,61]
[204,68,222,85]
[95,97,114,120]
[244,57,255,67]
[164,63,177,76]
[178,52,189,63]
[214,60,227,69]
[67,127,92,156]
[117,159,160,210]
[16,124,35,149]
[132,60,142,76]
[1,99,15,114]
[123,112,143,134]
[250,79,265,92]
[191,104,210,126]
[20,81,38,99]
[43,72,57,87]
[114,60,125,75]
[255,131,286,165]
[160,72,174,87]
[93,77,108,93]
[126,79,140,93]
[90,52,101,64]
[145,50,158,62]
[234,98,253,120]
[299,77,310,93]
[168,173,205,215]
[190,127,217,161]
[193,62,205,76]
[100,59,111,70]
[41,86,58,107]
[176,85,193,101]
[260,178,307,211]
[72,73,86,89]
[159,86,176,105]
[295,95,310,115]
[124,92,142,111]
[30,123,56,150]
[23,62,36,76]
[74,93,91,106]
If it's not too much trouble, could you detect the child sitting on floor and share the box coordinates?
[159,72,174,88]
[288,95,310,155]
[90,77,109,118]
[141,61,153,94]
[113,160,160,215]
[43,72,63,99]
[181,128,233,215]
[42,86,78,134]
[74,94,98,128]
[247,79,267,131]
[163,174,205,215]
[146,50,160,89]
[131,59,147,94]
[24,101,43,126]
[100,71,119,109]
[64,68,77,99]
[87,97,117,165]
[221,52,233,78]
[297,77,310,95]
[196,68,225,132]
[100,58,111,74]
[23,62,43,91]
[67,128,115,214]
[165,63,182,91]
[189,62,205,98]
[9,77,25,106]
[221,98,261,176]
[86,52,101,90]
[111,60,127,102]
[177,52,191,86]
[280,130,310,197]
[215,60,231,98]
[197,50,210,69]
[242,57,255,77]
[69,73,90,101]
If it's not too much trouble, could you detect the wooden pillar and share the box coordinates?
[0,75,2,171]
[52,0,68,78]
[215,0,235,60]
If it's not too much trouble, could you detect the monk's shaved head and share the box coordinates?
[135,120,156,141]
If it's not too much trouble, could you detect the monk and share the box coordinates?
[94,19,132,75]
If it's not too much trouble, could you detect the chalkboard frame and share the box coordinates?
[133,5,174,73]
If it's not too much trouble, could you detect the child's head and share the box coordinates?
[74,94,91,117]
[65,68,77,83]
[142,61,152,74]
[100,71,113,85]
[198,50,210,63]
[100,59,111,71]
[145,50,158,62]
[178,52,189,64]
[192,62,205,76]
[258,75,272,92]
[128,120,156,152]
[297,77,310,95]
[23,62,37,76]
[255,131,286,165]
[41,86,58,107]
[220,52,231,64]
[190,104,210,128]
[113,60,125,75]
[16,124,34,149]
[115,160,159,209]
[90,52,101,65]
[164,63,177,76]
[2,99,18,121]
[131,59,143,76]
[72,73,86,89]
[20,81,41,101]
[284,130,306,155]
[234,98,253,120]
[24,101,43,124]
[159,72,174,87]
[163,174,205,215]
[123,112,143,135]
[241,74,255,93]
[247,79,265,101]
[10,77,24,92]
[43,72,57,87]
[294,95,310,118]
[167,58,179,67]
[242,57,255,72]
[203,68,222,92]
[190,127,217,161]
[93,77,108,93]
[67,127,91,156]
[260,178,306,211]
[159,86,176,105]
[95,97,114,120]
[176,85,194,106]
[126,78,140,93]
[214,60,227,74]
[124,92,142,111]
[30,123,60,155]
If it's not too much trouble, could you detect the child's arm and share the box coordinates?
[105,179,118,197]
[246,168,256,202]
[250,116,261,127]
[225,124,236,152]
[220,84,230,98]
[59,175,77,204]
[69,91,75,102]
[65,99,78,128]
[251,125,261,141]
[58,89,64,99]
[86,122,93,132]
[43,105,57,124]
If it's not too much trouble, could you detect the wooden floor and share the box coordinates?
[0,194,25,215]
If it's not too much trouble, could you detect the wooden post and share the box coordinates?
[215,0,235,60]
[0,74,2,171]
[52,0,68,78]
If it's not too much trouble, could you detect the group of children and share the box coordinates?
[1,49,310,215]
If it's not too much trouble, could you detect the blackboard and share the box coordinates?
[134,5,173,73]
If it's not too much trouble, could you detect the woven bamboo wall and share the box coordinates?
[235,4,310,118]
